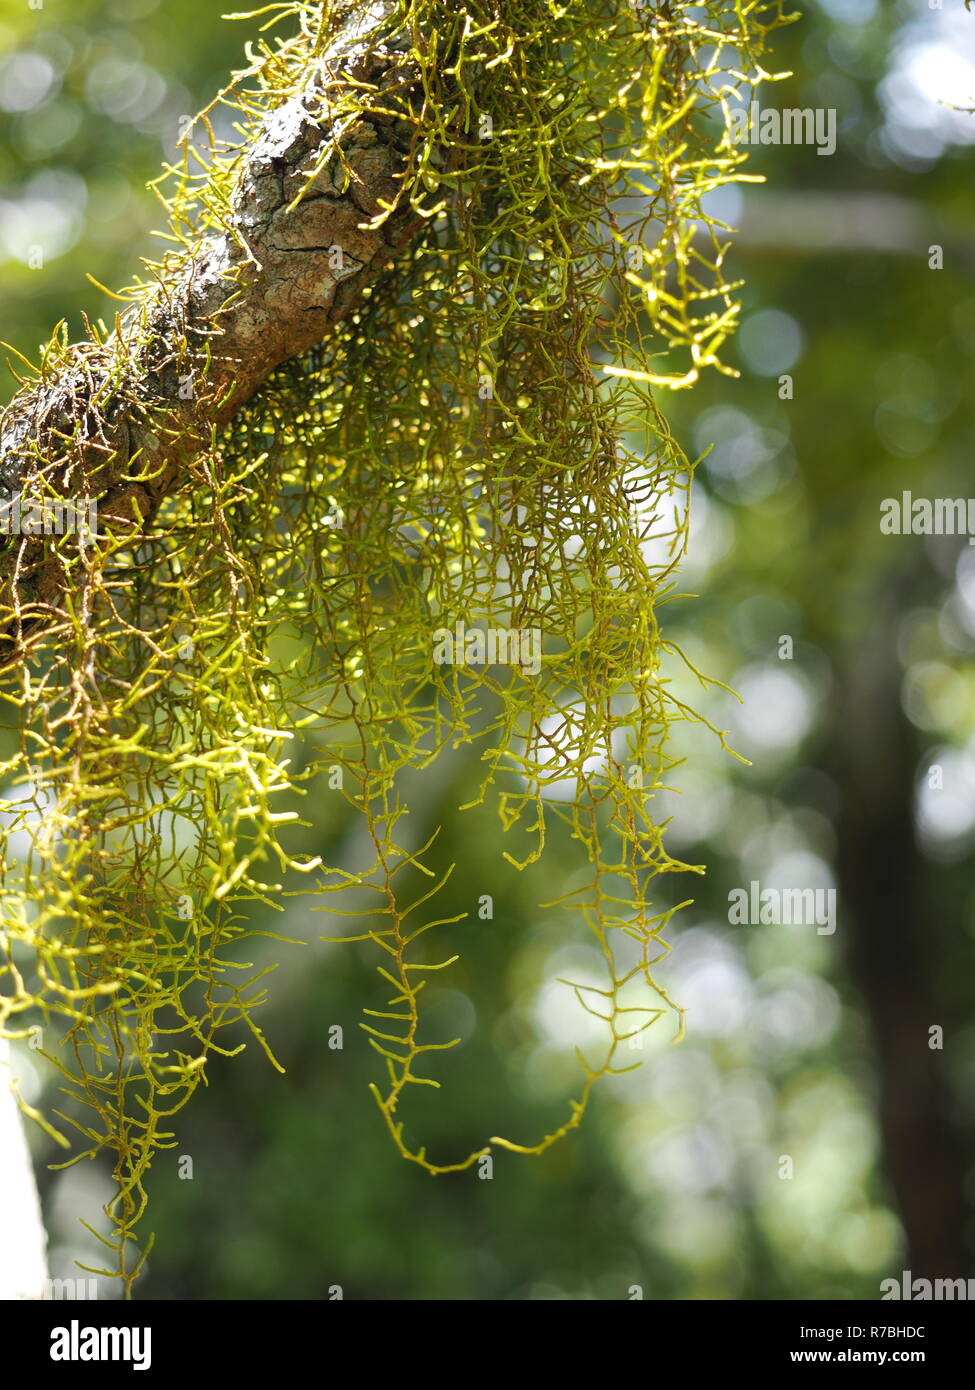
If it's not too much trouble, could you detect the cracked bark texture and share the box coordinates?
[0,0,424,663]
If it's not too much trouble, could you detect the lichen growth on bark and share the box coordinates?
[0,0,790,1293]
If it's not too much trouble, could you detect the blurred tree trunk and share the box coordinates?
[831,567,971,1280]
[0,1039,48,1299]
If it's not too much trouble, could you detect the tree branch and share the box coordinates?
[0,1,424,664]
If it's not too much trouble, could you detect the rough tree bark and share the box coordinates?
[0,0,425,663]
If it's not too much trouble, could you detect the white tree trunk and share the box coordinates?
[0,1038,48,1300]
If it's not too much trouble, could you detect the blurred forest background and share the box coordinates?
[2,0,975,1299]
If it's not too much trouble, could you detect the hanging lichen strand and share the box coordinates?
[0,1,790,1292]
